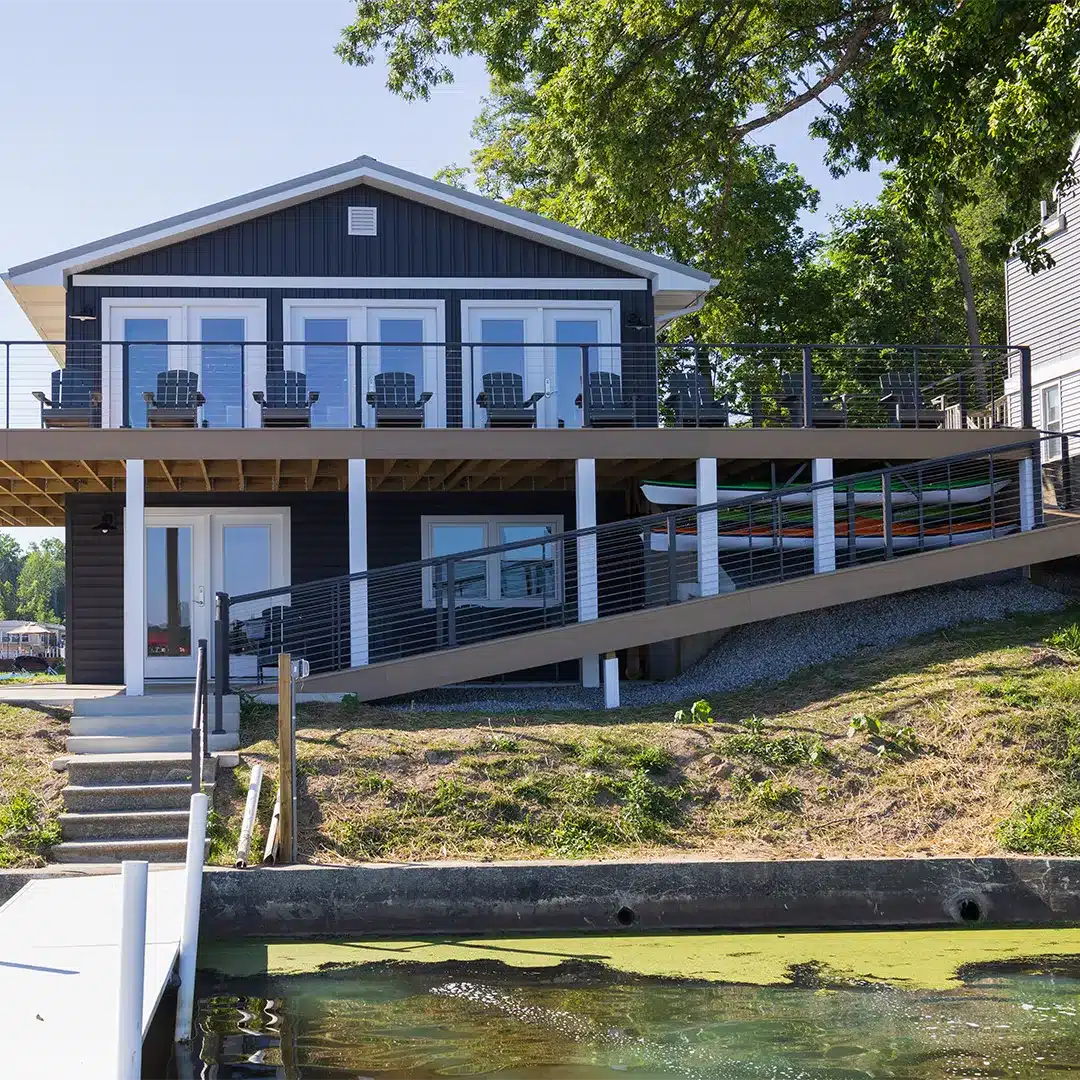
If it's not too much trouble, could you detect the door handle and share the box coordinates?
[195,586,205,607]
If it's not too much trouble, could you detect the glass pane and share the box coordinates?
[555,320,599,430]
[125,318,169,428]
[304,318,350,427]
[200,318,245,428]
[223,524,271,623]
[146,526,192,657]
[499,524,556,600]
[378,318,425,394]
[479,318,525,378]
[431,523,487,600]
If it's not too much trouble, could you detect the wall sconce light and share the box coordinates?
[626,312,653,332]
[93,512,118,535]
[69,299,98,322]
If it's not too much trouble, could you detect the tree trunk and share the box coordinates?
[945,222,986,402]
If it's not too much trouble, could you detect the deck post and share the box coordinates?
[116,860,147,1080]
[696,457,719,596]
[1019,345,1033,429]
[576,458,599,688]
[603,652,620,709]
[348,459,369,667]
[123,459,145,696]
[811,459,836,574]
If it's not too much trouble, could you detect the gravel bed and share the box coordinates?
[380,579,1070,714]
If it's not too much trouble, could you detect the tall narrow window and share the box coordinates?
[378,318,425,395]
[303,318,350,427]
[1044,383,1063,461]
[479,319,526,380]
[125,318,169,427]
[200,318,245,428]
[554,319,599,429]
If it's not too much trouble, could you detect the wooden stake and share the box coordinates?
[277,653,295,864]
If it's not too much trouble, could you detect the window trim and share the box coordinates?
[1042,380,1064,461]
[420,514,564,608]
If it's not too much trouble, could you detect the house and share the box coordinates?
[0,154,1054,700]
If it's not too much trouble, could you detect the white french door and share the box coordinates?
[363,306,440,428]
[542,308,617,430]
[144,508,289,680]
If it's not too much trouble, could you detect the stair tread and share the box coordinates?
[62,781,214,792]
[63,751,215,764]
[59,809,191,821]
[52,838,207,851]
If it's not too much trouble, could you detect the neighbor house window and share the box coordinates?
[422,516,562,607]
[1043,383,1063,461]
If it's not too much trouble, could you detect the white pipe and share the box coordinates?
[603,653,620,710]
[117,860,148,1080]
[263,791,281,864]
[174,792,209,1044]
[235,764,264,868]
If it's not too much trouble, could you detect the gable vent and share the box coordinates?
[347,206,377,236]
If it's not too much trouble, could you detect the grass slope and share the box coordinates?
[0,704,66,866]
[212,607,1080,865]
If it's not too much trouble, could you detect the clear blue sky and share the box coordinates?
[0,0,882,545]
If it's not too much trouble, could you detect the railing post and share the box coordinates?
[882,471,895,559]
[277,654,296,865]
[446,559,457,647]
[4,342,9,430]
[957,373,967,430]
[199,639,208,759]
[1062,434,1072,510]
[580,344,591,428]
[1019,345,1033,429]
[121,342,130,427]
[667,514,679,603]
[846,486,857,565]
[912,347,921,429]
[801,345,814,428]
[214,592,228,733]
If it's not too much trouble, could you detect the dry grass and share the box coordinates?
[211,606,1080,865]
[0,704,67,866]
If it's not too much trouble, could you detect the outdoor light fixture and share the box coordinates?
[93,512,118,535]
[69,299,98,322]
[626,312,652,331]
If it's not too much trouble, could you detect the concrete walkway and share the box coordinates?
[0,684,125,705]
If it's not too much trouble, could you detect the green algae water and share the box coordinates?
[194,929,1080,1078]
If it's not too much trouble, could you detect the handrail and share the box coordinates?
[189,638,208,794]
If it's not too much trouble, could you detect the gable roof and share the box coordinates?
[3,155,714,339]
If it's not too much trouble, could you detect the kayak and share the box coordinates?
[646,518,1017,553]
[641,478,1010,508]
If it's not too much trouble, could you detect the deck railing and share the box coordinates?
[1,339,1030,431]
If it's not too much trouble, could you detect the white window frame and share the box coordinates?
[460,299,621,428]
[421,514,564,608]
[1042,380,1064,461]
[281,298,446,427]
[102,297,267,428]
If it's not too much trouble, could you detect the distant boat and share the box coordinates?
[646,517,1017,552]
[641,477,1009,508]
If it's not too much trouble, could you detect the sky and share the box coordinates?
[0,0,883,546]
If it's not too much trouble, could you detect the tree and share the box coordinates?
[0,535,24,620]
[16,539,64,624]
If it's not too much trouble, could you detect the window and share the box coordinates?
[1043,383,1063,461]
[422,516,562,607]
[302,318,350,427]
[124,318,169,429]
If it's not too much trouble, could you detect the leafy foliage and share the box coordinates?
[16,538,65,623]
[1047,623,1080,657]
[0,790,60,867]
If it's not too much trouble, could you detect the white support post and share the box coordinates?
[575,458,599,688]
[811,458,836,574]
[116,860,148,1080]
[1020,456,1035,532]
[603,652,620,709]
[123,460,145,696]
[348,459,369,667]
[696,457,719,596]
[174,792,209,1044]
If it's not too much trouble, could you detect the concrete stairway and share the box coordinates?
[53,694,239,863]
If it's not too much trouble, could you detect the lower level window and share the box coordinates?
[423,516,562,606]
[1043,383,1063,461]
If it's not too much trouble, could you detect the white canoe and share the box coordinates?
[646,525,1017,553]
[641,479,1009,508]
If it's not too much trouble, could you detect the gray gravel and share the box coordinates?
[382,578,1070,714]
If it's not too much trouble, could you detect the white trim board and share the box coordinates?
[73,274,649,292]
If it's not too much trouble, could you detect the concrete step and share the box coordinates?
[66,732,239,755]
[64,752,213,787]
[51,838,211,864]
[62,780,215,813]
[59,809,191,841]
[70,713,240,736]
[74,694,241,718]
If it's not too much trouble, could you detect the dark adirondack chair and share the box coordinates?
[143,370,205,428]
[879,371,947,429]
[575,371,636,427]
[663,372,729,427]
[475,372,544,428]
[32,369,101,428]
[253,605,312,682]
[779,372,848,427]
[253,369,319,428]
[366,371,432,428]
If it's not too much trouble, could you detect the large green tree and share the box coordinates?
[0,535,24,620]
[16,539,64,624]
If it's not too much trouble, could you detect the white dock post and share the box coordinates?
[603,652,620,709]
[348,458,369,666]
[811,458,836,574]
[117,860,148,1080]
[696,457,719,596]
[174,791,209,1044]
[1020,455,1035,532]
[576,458,600,688]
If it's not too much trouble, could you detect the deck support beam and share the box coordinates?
[124,459,145,696]
[576,458,599,688]
[696,457,719,596]
[348,459,369,667]
[812,458,836,575]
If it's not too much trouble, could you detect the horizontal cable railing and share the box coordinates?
[217,434,1052,689]
[2,339,1030,431]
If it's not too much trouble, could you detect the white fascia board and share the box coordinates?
[72,274,649,291]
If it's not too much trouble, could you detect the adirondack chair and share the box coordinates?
[879,371,948,428]
[663,372,729,427]
[142,370,205,428]
[475,372,544,428]
[778,372,848,427]
[575,371,636,427]
[32,369,101,428]
[253,369,319,428]
[252,605,311,682]
[366,371,432,428]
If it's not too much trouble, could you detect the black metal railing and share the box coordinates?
[4,339,1031,431]
[211,434,1053,705]
[190,638,209,794]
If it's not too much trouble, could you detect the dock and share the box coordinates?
[0,868,186,1077]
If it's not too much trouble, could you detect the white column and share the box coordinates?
[603,652,620,709]
[116,860,147,1080]
[1020,456,1035,532]
[811,458,836,574]
[348,459,369,667]
[123,459,145,696]
[696,457,719,596]
[575,458,599,688]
